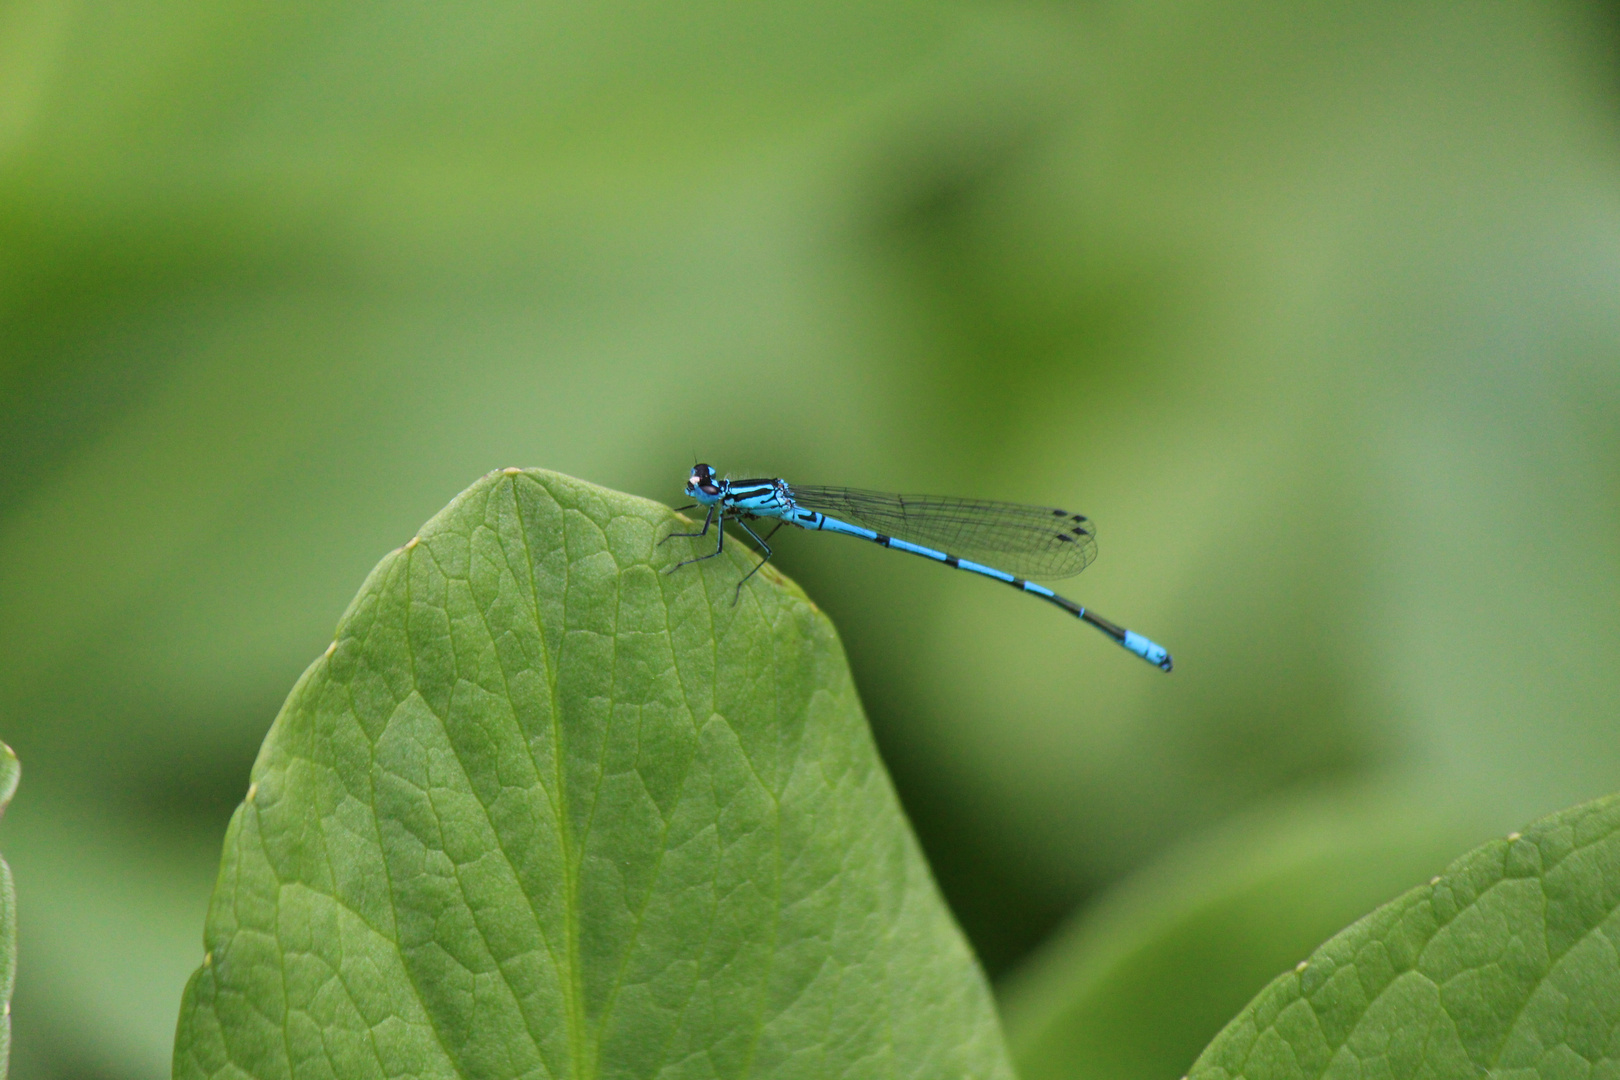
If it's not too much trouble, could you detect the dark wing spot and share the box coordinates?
[1072,514,1087,521]
[1052,509,1068,516]
[1055,533,1074,542]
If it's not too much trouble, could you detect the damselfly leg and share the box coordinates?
[730,519,784,603]
[661,504,729,574]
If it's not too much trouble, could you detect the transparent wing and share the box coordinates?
[787,484,1097,579]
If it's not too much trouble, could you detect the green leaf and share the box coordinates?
[0,741,15,1080]
[172,468,1012,1080]
[1190,791,1620,1080]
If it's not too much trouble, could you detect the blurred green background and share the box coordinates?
[4,1,1620,1078]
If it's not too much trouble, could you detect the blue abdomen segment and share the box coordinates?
[730,498,1173,673]
[1123,631,1173,672]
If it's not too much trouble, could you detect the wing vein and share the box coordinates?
[786,484,1097,579]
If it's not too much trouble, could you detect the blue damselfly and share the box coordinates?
[662,464,1172,671]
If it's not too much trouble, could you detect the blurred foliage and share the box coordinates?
[2,1,1620,1078]
[1001,785,1479,1080]
[1186,791,1620,1080]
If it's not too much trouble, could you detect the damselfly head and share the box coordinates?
[687,463,724,503]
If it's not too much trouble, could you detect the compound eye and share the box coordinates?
[689,463,720,495]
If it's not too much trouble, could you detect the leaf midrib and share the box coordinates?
[509,477,592,1079]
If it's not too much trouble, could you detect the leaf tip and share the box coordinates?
[502,466,524,475]
[1507,831,1521,841]
[0,744,18,816]
[246,782,258,801]
[405,536,420,550]
[1293,960,1307,973]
